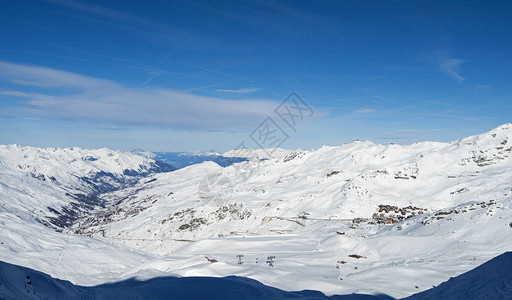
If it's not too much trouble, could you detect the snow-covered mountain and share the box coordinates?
[0,145,174,228]
[75,123,512,241]
[1,124,511,299]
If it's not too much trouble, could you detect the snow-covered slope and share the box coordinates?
[0,260,394,300]
[0,145,173,227]
[1,124,512,299]
[2,252,509,299]
[0,211,154,288]
[406,251,512,299]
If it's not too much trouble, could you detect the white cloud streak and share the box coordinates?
[215,87,261,94]
[354,108,375,114]
[0,61,278,131]
[439,58,465,83]
[0,61,118,89]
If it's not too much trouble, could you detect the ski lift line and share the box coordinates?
[268,229,294,234]
[187,250,320,256]
[262,216,364,225]
[270,216,360,222]
[102,236,194,242]
[262,217,305,227]
[229,231,260,236]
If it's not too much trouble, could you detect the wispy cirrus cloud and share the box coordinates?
[215,87,261,94]
[360,75,386,82]
[439,58,465,83]
[0,61,277,131]
[354,107,376,114]
[0,61,118,89]
[42,0,219,51]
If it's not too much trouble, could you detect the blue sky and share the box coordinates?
[1,0,511,152]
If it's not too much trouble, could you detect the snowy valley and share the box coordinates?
[1,124,512,299]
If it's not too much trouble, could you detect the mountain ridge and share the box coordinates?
[0,145,174,228]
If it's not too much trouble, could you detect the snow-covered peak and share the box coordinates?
[0,145,166,186]
[0,145,174,228]
[458,123,512,145]
[131,148,157,159]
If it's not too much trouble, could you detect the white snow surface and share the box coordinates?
[405,251,512,299]
[1,124,512,299]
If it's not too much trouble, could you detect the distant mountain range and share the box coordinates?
[131,150,248,169]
